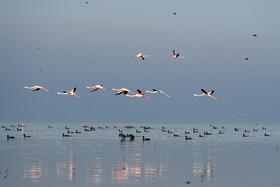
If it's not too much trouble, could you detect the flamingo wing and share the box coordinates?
[201,89,208,95]
[137,89,142,94]
[91,87,99,92]
[173,50,176,56]
[33,87,40,91]
[209,90,214,95]
[116,90,125,95]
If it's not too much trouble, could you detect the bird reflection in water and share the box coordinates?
[86,157,103,184]
[56,150,76,180]
[192,148,217,182]
[23,138,48,183]
[112,160,129,183]
[23,151,48,182]
[111,157,168,184]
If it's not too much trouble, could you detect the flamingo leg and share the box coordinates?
[163,93,171,98]
[129,91,136,94]
[210,96,219,100]
[41,88,50,92]
[74,94,81,98]
[143,96,152,100]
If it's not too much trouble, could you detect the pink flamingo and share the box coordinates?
[86,85,108,92]
[112,88,135,95]
[24,85,50,92]
[146,89,171,98]
[133,52,150,60]
[169,50,185,58]
[193,89,219,100]
[126,89,152,100]
[57,87,81,98]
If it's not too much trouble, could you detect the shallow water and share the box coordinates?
[0,122,280,186]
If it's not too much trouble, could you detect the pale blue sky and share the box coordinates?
[1,0,280,123]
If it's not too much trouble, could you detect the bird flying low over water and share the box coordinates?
[57,87,81,98]
[169,50,185,58]
[24,85,50,92]
[193,89,219,100]
[86,85,108,92]
[126,89,152,100]
[112,88,135,95]
[133,52,150,60]
[146,89,171,98]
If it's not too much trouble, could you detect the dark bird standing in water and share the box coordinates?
[142,136,150,141]
[7,135,15,139]
[62,133,70,137]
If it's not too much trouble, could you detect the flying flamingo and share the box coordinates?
[193,89,219,100]
[169,50,185,58]
[133,52,150,60]
[126,89,152,100]
[86,84,108,92]
[57,87,81,98]
[112,88,135,95]
[146,89,171,98]
[24,85,50,92]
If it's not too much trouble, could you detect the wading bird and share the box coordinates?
[142,136,150,141]
[193,89,219,100]
[24,85,50,92]
[112,88,135,95]
[133,52,149,60]
[57,87,81,98]
[126,89,152,100]
[146,89,171,98]
[169,50,185,58]
[86,85,108,92]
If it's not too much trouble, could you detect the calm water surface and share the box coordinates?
[0,122,279,187]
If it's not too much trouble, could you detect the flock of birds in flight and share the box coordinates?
[24,85,218,100]
[25,9,259,102]
[132,50,185,60]
[26,32,259,101]
[24,32,259,100]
